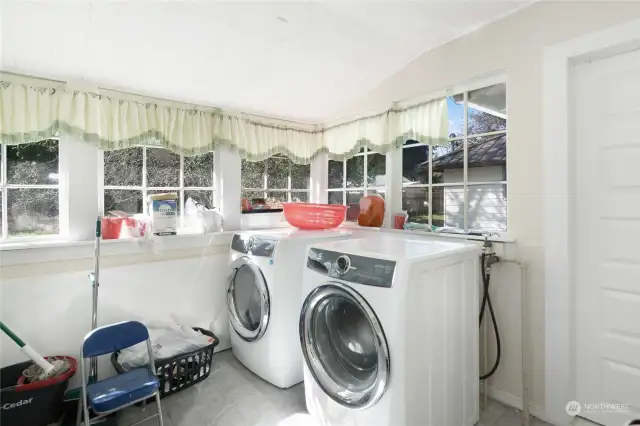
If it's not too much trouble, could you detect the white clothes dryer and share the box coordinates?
[227,228,351,388]
[300,236,480,426]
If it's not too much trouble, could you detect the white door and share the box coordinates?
[575,48,640,425]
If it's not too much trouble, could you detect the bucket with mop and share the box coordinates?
[0,321,77,426]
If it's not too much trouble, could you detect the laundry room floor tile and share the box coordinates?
[118,349,552,426]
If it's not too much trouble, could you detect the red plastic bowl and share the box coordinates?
[282,203,347,230]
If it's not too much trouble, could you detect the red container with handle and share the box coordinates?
[282,203,347,230]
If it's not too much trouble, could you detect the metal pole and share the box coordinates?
[500,259,530,426]
[89,217,101,382]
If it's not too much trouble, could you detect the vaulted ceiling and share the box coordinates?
[2,0,528,123]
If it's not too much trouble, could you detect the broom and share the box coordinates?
[0,321,71,381]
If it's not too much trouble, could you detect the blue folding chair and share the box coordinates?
[78,321,164,426]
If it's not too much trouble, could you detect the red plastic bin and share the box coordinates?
[282,203,347,230]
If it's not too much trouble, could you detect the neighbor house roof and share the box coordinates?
[416,134,506,172]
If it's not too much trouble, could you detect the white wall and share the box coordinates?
[0,242,230,389]
[339,1,640,417]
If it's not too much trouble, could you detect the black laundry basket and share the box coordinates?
[111,327,218,398]
[1,357,76,426]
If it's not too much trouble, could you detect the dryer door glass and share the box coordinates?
[227,257,270,342]
[300,282,390,409]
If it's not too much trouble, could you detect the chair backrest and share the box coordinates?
[82,321,149,358]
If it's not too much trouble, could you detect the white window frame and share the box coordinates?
[402,76,508,232]
[327,149,386,206]
[99,147,216,224]
[240,156,311,203]
[0,139,62,242]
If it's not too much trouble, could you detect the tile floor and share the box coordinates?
[119,349,553,426]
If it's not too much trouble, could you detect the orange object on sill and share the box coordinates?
[357,195,385,228]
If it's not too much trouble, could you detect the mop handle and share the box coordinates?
[92,217,101,330]
[89,217,101,382]
[0,321,54,373]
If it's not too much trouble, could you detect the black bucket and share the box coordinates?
[1,357,76,426]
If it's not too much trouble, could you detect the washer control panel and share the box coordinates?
[307,248,396,288]
[231,234,277,257]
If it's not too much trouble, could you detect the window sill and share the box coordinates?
[0,232,234,267]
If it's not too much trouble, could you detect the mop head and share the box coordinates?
[22,356,73,383]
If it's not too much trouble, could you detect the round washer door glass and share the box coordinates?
[227,257,270,342]
[300,282,390,409]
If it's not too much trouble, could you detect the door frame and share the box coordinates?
[543,18,640,426]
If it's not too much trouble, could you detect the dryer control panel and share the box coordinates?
[231,234,277,257]
[307,248,396,288]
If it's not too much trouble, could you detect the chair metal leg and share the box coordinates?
[82,395,92,426]
[76,397,83,426]
[155,393,164,426]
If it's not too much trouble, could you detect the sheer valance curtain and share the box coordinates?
[0,75,448,164]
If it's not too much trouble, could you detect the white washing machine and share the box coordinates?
[300,235,480,426]
[227,228,351,388]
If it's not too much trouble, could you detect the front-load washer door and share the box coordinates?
[227,256,270,342]
[300,282,390,409]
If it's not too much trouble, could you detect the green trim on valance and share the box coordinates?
[0,77,448,164]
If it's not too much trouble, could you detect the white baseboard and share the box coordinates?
[482,384,553,425]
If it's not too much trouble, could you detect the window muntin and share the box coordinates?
[402,82,507,231]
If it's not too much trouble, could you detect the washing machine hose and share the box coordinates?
[479,253,501,381]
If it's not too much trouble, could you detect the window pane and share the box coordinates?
[467,184,507,231]
[368,189,385,199]
[147,148,180,187]
[266,191,287,208]
[184,152,214,187]
[185,190,214,210]
[468,83,507,135]
[434,186,464,228]
[346,191,364,221]
[467,134,506,182]
[402,145,429,184]
[7,139,59,185]
[104,189,143,214]
[433,140,463,184]
[346,156,364,188]
[104,147,143,187]
[291,192,309,203]
[402,187,429,224]
[242,191,265,201]
[291,163,310,189]
[241,160,265,189]
[328,191,343,205]
[447,96,464,138]
[346,191,364,205]
[266,157,290,189]
[328,160,344,189]
[367,153,386,187]
[7,188,59,236]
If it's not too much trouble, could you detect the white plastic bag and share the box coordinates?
[184,197,223,234]
[117,324,214,371]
